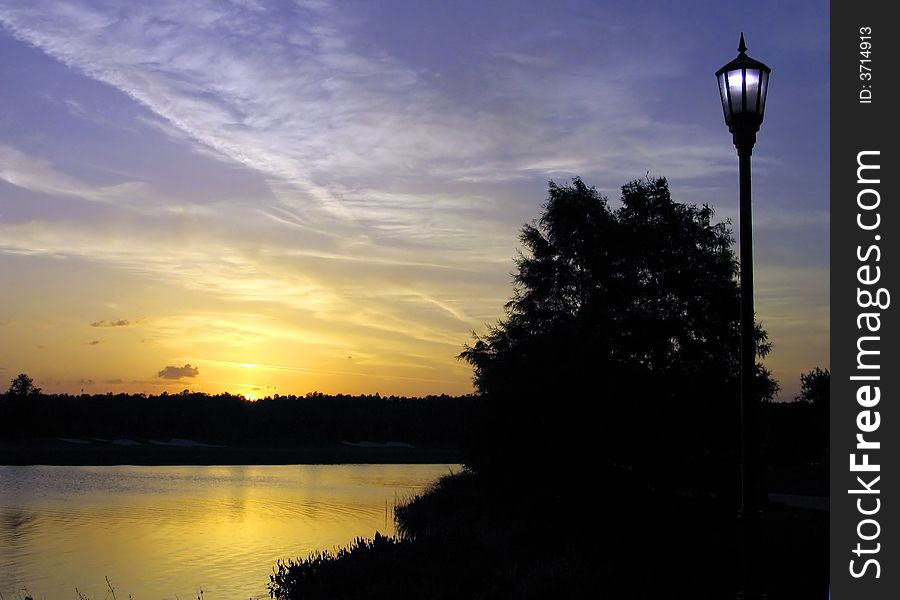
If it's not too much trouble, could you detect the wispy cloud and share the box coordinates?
[0,145,148,205]
[0,1,731,233]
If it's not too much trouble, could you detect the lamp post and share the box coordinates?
[715,33,771,600]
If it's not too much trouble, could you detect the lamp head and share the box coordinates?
[716,33,771,144]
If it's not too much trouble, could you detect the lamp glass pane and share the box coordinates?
[727,69,744,114]
[718,72,731,122]
[745,69,760,113]
[758,70,769,118]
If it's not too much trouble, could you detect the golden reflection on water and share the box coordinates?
[0,464,455,599]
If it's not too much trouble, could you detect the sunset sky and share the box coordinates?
[0,1,828,399]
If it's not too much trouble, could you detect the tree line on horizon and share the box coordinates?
[0,381,475,445]
[1,364,827,463]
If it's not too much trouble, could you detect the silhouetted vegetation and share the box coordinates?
[0,389,473,447]
[6,373,41,397]
[271,462,826,599]
[461,176,776,496]
[764,367,830,487]
[268,177,828,599]
[795,366,830,409]
[271,497,602,600]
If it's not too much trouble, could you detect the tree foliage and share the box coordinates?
[7,373,41,397]
[795,367,830,409]
[460,177,778,488]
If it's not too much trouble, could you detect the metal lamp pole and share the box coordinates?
[715,33,772,600]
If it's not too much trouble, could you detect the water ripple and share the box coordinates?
[0,464,455,600]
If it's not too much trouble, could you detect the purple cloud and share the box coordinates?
[157,364,199,379]
[91,319,130,327]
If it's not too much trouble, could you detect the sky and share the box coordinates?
[0,0,828,399]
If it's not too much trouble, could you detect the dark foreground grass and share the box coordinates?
[269,469,827,600]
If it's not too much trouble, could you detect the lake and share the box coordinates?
[0,464,457,599]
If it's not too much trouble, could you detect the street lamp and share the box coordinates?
[717,33,771,151]
[716,33,771,600]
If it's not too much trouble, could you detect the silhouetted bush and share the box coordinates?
[459,177,779,497]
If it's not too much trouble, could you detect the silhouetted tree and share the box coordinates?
[7,373,41,397]
[795,367,829,410]
[461,176,777,490]
[762,367,830,466]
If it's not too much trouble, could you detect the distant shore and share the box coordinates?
[0,438,462,466]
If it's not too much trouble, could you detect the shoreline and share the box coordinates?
[0,438,462,466]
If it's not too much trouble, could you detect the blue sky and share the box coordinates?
[0,1,828,398]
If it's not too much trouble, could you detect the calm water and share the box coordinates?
[0,464,456,599]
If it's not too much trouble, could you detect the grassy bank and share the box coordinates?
[269,468,828,599]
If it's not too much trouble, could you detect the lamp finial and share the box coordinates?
[738,33,747,54]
